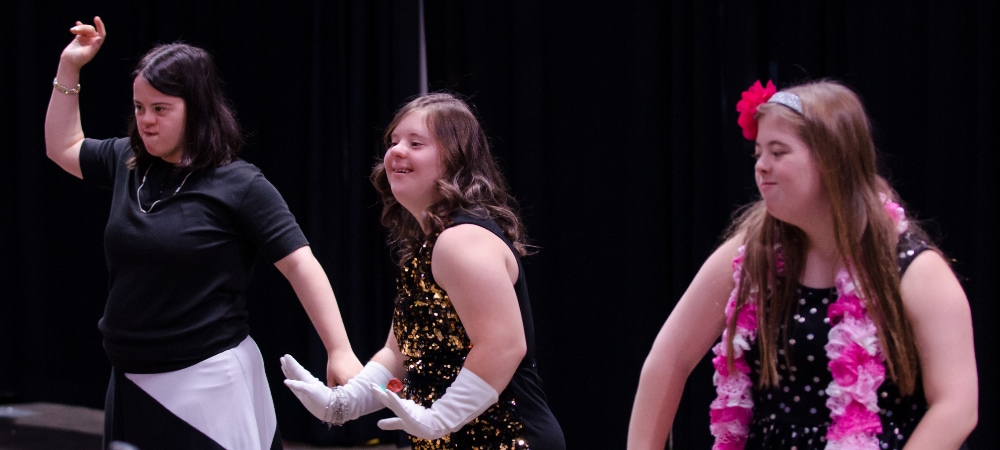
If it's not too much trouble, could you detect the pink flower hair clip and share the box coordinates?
[736,80,777,141]
[735,80,804,141]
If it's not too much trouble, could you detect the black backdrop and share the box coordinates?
[1,1,995,448]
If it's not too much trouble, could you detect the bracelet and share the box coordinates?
[323,387,334,429]
[323,386,347,429]
[53,78,81,95]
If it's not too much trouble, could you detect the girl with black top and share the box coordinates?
[44,17,363,449]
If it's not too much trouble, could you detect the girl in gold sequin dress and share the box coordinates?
[282,93,565,450]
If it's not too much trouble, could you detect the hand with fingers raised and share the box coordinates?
[280,354,392,427]
[60,16,108,70]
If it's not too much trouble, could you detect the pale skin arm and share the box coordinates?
[899,251,978,449]
[44,16,106,179]
[430,224,527,392]
[275,246,364,386]
[627,237,741,450]
[370,329,407,379]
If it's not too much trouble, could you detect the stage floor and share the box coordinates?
[0,402,403,450]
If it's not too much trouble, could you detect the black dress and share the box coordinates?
[745,233,931,449]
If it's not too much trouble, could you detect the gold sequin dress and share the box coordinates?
[392,213,565,450]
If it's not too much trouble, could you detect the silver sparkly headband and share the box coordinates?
[767,91,803,114]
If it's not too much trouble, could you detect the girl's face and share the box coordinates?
[384,110,446,217]
[133,75,186,164]
[754,113,828,227]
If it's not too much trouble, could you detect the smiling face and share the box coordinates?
[133,75,187,164]
[384,110,446,219]
[754,112,829,228]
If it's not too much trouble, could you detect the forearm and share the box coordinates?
[275,247,358,361]
[627,358,688,450]
[457,338,524,393]
[287,256,354,356]
[902,401,977,449]
[46,17,105,178]
[44,61,85,177]
[369,346,406,380]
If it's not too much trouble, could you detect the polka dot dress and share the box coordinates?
[744,233,931,449]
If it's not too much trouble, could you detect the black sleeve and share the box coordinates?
[79,137,131,189]
[234,171,309,263]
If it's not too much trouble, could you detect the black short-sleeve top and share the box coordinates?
[80,137,308,373]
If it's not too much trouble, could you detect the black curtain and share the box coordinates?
[420,1,996,448]
[2,1,996,448]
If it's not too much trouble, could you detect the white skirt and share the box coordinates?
[105,336,280,449]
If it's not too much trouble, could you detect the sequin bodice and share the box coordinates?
[392,236,529,449]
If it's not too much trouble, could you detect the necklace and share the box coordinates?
[136,164,193,213]
[709,196,908,450]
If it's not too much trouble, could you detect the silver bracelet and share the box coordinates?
[323,387,334,429]
[324,386,348,429]
[52,78,81,95]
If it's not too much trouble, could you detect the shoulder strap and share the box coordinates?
[897,232,931,275]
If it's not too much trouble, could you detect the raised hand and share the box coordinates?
[281,354,392,426]
[280,354,333,421]
[60,16,107,70]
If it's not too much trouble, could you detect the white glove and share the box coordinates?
[281,354,392,425]
[371,368,499,440]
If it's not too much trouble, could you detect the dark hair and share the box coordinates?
[724,80,926,395]
[371,92,529,265]
[127,42,242,169]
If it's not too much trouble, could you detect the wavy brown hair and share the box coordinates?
[127,42,243,170]
[371,92,529,265]
[723,80,928,395]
